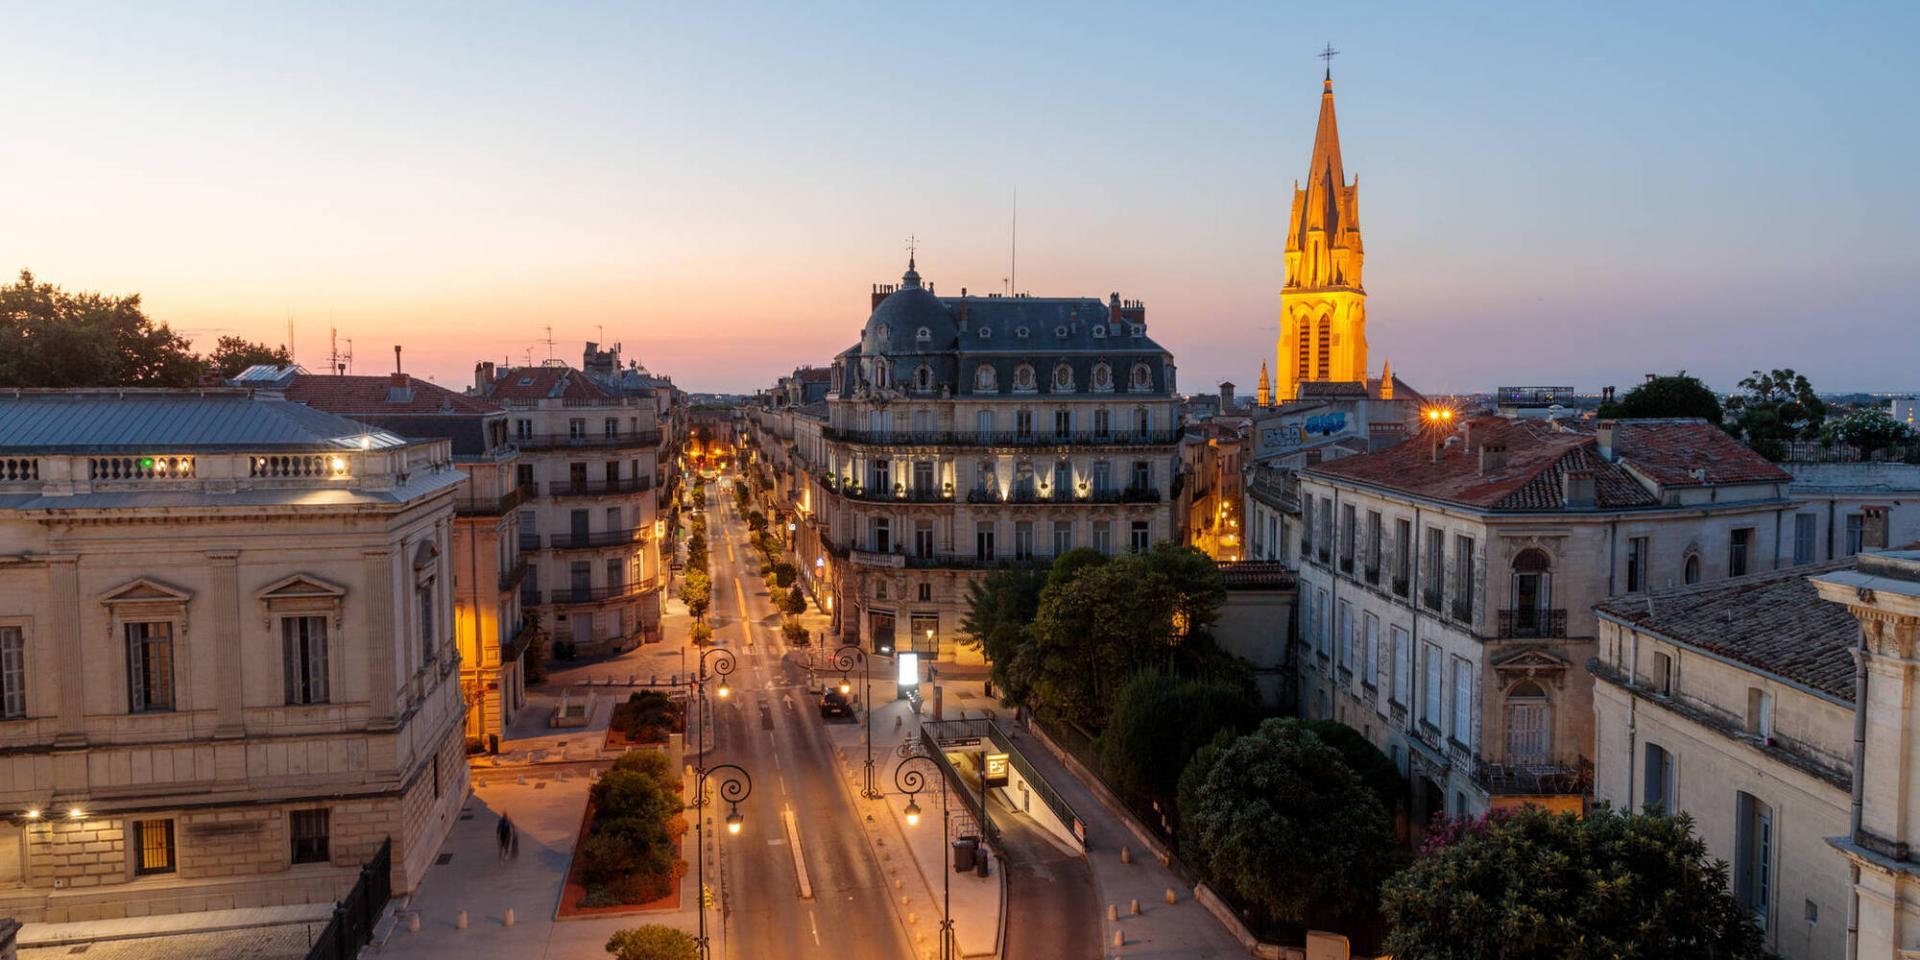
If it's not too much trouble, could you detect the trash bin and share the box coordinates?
[951,836,978,872]
[975,849,990,877]
[488,734,500,755]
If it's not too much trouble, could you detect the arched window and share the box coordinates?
[1510,548,1553,637]
[1129,363,1153,392]
[1505,680,1551,764]
[1013,364,1037,393]
[914,365,933,393]
[1052,363,1074,392]
[1315,317,1332,380]
[1683,553,1701,585]
[974,364,997,392]
[1091,362,1113,392]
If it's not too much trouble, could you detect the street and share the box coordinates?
[703,481,916,960]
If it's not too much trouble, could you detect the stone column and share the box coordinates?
[208,550,245,738]
[363,547,396,729]
[48,556,85,747]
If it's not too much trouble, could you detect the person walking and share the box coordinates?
[497,814,513,860]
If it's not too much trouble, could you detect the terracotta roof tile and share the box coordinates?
[485,366,613,402]
[285,374,500,417]
[1611,420,1793,486]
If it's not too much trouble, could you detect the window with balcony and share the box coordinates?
[1130,461,1151,491]
[1421,643,1444,730]
[603,417,618,438]
[1092,460,1112,495]
[870,517,891,553]
[976,409,993,442]
[1450,657,1472,745]
[975,461,995,495]
[1015,408,1034,439]
[868,458,890,494]
[1052,461,1071,499]
[975,522,995,561]
[568,418,586,440]
[1503,680,1551,764]
[1014,522,1034,561]
[1507,548,1555,637]
[1093,408,1111,437]
[1053,521,1072,556]
[913,461,935,497]
[1054,409,1071,438]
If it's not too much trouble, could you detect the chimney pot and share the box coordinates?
[1597,420,1618,461]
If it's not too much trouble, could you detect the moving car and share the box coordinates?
[818,689,854,719]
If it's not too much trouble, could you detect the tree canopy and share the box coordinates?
[1729,368,1825,458]
[0,270,204,387]
[1096,670,1259,825]
[1595,372,1723,423]
[1382,805,1764,960]
[1827,407,1913,456]
[1184,718,1400,929]
[205,335,292,378]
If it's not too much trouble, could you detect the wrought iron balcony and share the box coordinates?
[513,429,663,451]
[1469,755,1593,797]
[547,528,645,550]
[540,476,653,498]
[498,553,530,592]
[542,581,653,605]
[964,486,1160,505]
[1497,607,1568,639]
[518,531,541,552]
[453,485,528,516]
[822,427,1180,447]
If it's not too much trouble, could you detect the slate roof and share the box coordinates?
[1595,561,1860,703]
[484,366,613,402]
[0,391,408,453]
[1304,417,1786,512]
[284,374,501,417]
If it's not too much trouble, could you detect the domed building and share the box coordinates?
[766,256,1182,662]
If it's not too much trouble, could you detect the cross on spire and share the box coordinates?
[905,234,918,264]
[1318,43,1339,82]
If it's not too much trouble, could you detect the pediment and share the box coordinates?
[98,578,191,606]
[1491,648,1570,673]
[257,574,347,603]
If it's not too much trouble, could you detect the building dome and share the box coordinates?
[861,257,955,356]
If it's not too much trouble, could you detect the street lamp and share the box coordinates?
[832,644,880,799]
[895,751,954,960]
[691,761,752,960]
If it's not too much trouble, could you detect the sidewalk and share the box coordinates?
[819,673,1004,959]
[18,903,333,948]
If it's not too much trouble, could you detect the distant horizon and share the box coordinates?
[5,2,1915,397]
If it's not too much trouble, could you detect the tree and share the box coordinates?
[1186,718,1399,929]
[747,510,767,532]
[205,335,291,378]
[1300,719,1404,821]
[0,270,203,387]
[1382,805,1764,960]
[781,586,808,616]
[1141,541,1229,641]
[1175,728,1235,854]
[1595,372,1722,423]
[605,925,698,960]
[961,566,1049,701]
[1730,368,1825,458]
[1096,670,1258,824]
[681,570,711,621]
[1828,407,1913,456]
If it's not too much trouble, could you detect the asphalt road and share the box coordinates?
[702,481,915,960]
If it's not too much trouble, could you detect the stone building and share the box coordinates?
[1783,461,1920,561]
[749,256,1183,661]
[473,363,664,655]
[1294,416,1795,824]
[0,391,467,922]
[281,367,529,744]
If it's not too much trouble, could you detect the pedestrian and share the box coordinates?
[497,814,513,860]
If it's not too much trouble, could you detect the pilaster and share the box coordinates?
[363,547,397,729]
[208,550,246,738]
[49,555,85,747]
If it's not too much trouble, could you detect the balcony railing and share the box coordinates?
[513,429,663,451]
[1496,608,1568,639]
[542,581,654,605]
[1450,598,1475,623]
[837,486,955,504]
[518,531,541,552]
[1391,575,1410,597]
[1469,755,1593,797]
[498,553,530,592]
[822,428,1181,448]
[963,486,1161,505]
[1363,564,1381,586]
[453,485,528,516]
[540,476,653,498]
[547,528,645,550]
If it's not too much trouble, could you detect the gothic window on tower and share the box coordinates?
[1316,319,1331,380]
[1295,318,1311,381]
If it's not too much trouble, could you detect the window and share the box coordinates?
[870,516,891,553]
[567,417,586,440]
[975,522,995,561]
[975,461,995,494]
[1731,528,1753,577]
[1390,626,1410,706]
[1054,409,1071,438]
[1844,515,1864,556]
[0,626,23,719]
[126,621,175,713]
[291,809,331,865]
[1393,518,1412,590]
[1134,407,1150,435]
[514,418,533,440]
[1451,658,1472,744]
[515,462,534,488]
[1649,650,1674,694]
[1052,461,1071,499]
[1129,521,1151,553]
[133,818,176,875]
[1338,503,1356,564]
[1423,527,1444,609]
[1052,521,1072,557]
[1452,535,1475,614]
[603,417,618,438]
[1336,601,1353,670]
[1626,536,1650,592]
[1643,744,1674,813]
[868,457,891,492]
[1313,590,1328,657]
[1130,460,1151,490]
[282,616,329,705]
[1015,409,1034,439]
[1092,460,1111,494]
[1794,513,1817,565]
[1014,521,1034,562]
[1421,643,1444,728]
[1302,499,1315,553]
[1736,792,1774,923]
[917,583,932,602]
[1093,408,1111,436]
[1746,687,1773,739]
[913,521,934,559]
[1504,681,1551,763]
[1092,521,1112,556]
[1365,511,1382,573]
[418,579,436,663]
[1363,615,1379,690]
[976,409,993,440]
[913,461,935,496]
[1510,548,1552,636]
[1684,553,1701,585]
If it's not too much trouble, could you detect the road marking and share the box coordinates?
[782,806,814,900]
[808,910,821,947]
[778,774,788,795]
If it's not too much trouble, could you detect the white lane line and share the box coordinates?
[779,774,788,795]
[808,909,821,946]
[782,806,814,900]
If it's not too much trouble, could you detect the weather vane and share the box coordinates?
[905,234,918,260]
[1319,43,1339,79]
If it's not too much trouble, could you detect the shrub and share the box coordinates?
[616,691,683,743]
[690,622,714,646]
[605,924,698,960]
[781,619,810,645]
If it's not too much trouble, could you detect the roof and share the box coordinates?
[1596,561,1859,702]
[1216,561,1297,590]
[793,401,829,422]
[1304,417,1785,512]
[484,366,614,402]
[0,391,408,453]
[284,374,500,417]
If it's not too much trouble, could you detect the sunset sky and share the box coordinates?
[4,2,1916,395]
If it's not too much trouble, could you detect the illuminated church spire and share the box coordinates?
[1277,49,1369,402]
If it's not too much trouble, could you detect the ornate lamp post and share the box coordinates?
[894,751,953,960]
[690,647,741,959]
[831,644,880,799]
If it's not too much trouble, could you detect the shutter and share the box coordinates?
[282,619,298,704]
[126,625,145,712]
[308,618,329,704]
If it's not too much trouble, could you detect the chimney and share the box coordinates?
[1479,443,1508,474]
[1220,382,1236,410]
[1563,469,1596,507]
[394,345,403,374]
[1596,420,1618,461]
[1109,292,1122,323]
[475,361,495,394]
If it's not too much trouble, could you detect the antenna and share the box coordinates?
[344,339,354,375]
[286,312,296,366]
[1009,185,1018,296]
[543,325,555,361]
[327,328,354,376]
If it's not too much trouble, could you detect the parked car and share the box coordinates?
[819,689,854,719]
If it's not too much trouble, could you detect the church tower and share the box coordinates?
[1277,65,1367,402]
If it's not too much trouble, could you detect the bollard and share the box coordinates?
[517,775,527,785]
[1106,903,1118,921]
[407,913,421,933]
[907,912,918,925]
[1130,898,1141,916]
[1119,845,1132,864]
[1165,888,1177,905]
[456,910,468,930]
[503,907,516,927]
[1113,930,1125,948]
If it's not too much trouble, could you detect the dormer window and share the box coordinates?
[916,327,931,344]
[1016,326,1029,340]
[914,365,933,393]
[1013,364,1037,393]
[974,364,997,392]
[1130,325,1143,337]
[1055,326,1068,339]
[978,327,991,340]
[517,377,534,386]
[1130,362,1153,392]
[1092,325,1107,339]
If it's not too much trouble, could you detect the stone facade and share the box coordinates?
[0,391,468,923]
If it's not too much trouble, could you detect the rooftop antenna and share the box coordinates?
[286,312,296,366]
[327,328,354,376]
[1009,185,1018,296]
[393,344,403,374]
[543,325,555,361]
[523,346,534,367]
[343,339,354,375]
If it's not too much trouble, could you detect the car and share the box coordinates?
[818,689,854,720]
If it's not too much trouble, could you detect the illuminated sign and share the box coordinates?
[897,652,919,687]
[984,753,1010,788]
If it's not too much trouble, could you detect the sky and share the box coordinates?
[3,1,1916,396]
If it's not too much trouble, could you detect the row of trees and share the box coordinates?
[578,750,688,906]
[681,479,714,645]
[1,271,291,387]
[1598,368,1912,460]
